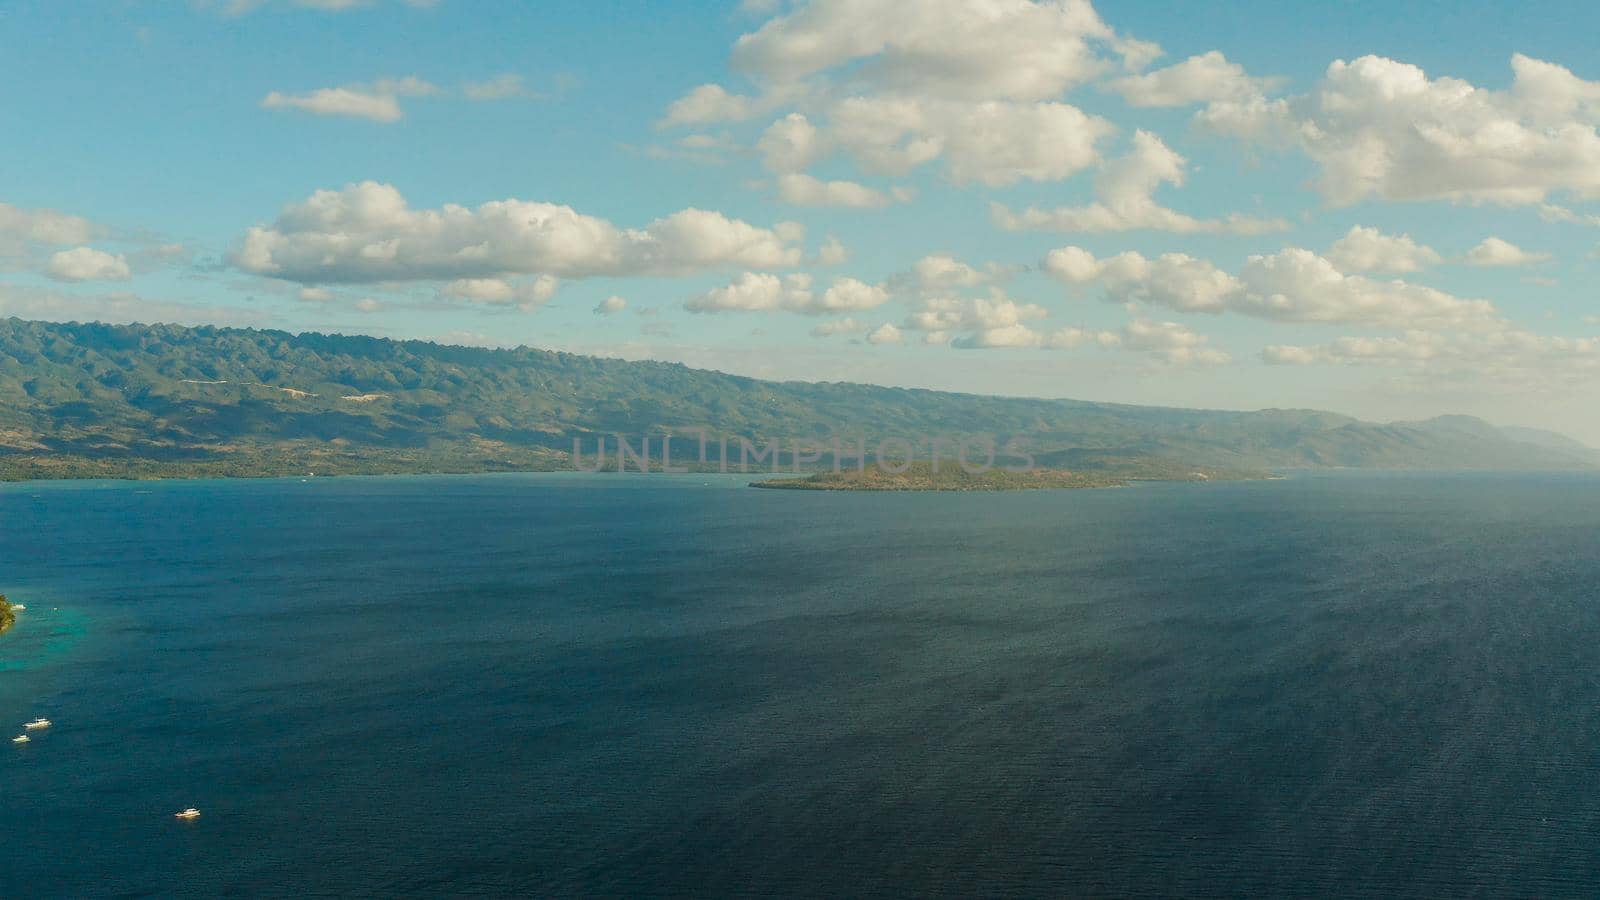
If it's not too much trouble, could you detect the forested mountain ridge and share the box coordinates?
[0,317,1592,480]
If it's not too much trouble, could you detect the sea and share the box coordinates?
[3,471,1600,897]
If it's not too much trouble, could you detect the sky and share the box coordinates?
[3,0,1600,441]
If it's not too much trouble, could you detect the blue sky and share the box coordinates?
[3,0,1600,439]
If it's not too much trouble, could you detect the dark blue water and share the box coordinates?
[3,472,1600,896]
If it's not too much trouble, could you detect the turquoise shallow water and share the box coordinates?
[3,471,1600,896]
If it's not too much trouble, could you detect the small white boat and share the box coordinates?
[11,735,29,744]
[24,718,51,730]
[175,808,201,820]
[10,604,24,611]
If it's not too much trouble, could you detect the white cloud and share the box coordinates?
[1264,333,1448,366]
[885,253,1015,299]
[827,95,1114,186]
[261,76,438,122]
[728,0,1155,101]
[461,74,536,101]
[1538,203,1600,226]
[685,272,888,314]
[594,295,629,315]
[903,289,1048,338]
[992,130,1288,234]
[817,277,890,312]
[1465,236,1551,267]
[815,235,850,266]
[355,297,382,313]
[775,173,898,208]
[1263,327,1600,393]
[298,286,334,302]
[45,247,132,282]
[1106,51,1274,108]
[661,84,769,127]
[1325,226,1442,274]
[938,313,1229,364]
[810,316,867,337]
[1044,246,1241,312]
[0,282,268,328]
[1116,318,1231,365]
[0,203,97,251]
[865,322,902,345]
[1203,54,1600,206]
[1047,245,1501,328]
[216,0,438,15]
[231,181,805,283]
[667,0,1149,187]
[951,323,1052,349]
[757,113,826,172]
[440,275,559,310]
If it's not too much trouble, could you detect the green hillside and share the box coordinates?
[0,317,1591,481]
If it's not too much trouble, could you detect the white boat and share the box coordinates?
[11,735,29,744]
[175,808,201,820]
[24,718,51,730]
[10,604,23,611]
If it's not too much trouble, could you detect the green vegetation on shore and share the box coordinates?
[0,595,14,636]
[0,317,1594,483]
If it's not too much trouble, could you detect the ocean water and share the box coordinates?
[3,471,1600,897]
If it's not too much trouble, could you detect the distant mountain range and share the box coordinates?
[0,317,1593,480]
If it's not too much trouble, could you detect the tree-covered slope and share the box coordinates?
[0,317,1590,479]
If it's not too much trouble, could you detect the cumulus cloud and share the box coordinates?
[886,253,1013,297]
[816,277,891,313]
[261,76,439,122]
[685,272,889,315]
[664,0,1150,187]
[1465,236,1551,267]
[1046,245,1501,328]
[440,275,558,310]
[865,322,903,345]
[1325,226,1443,274]
[775,173,901,208]
[231,181,805,284]
[594,295,629,315]
[826,95,1115,186]
[810,316,868,337]
[907,291,1048,333]
[1105,51,1275,108]
[216,0,438,15]
[1203,54,1600,206]
[660,84,773,127]
[0,282,268,328]
[1263,327,1600,392]
[992,130,1288,233]
[1116,318,1231,365]
[815,235,850,266]
[0,203,97,251]
[936,311,1229,365]
[46,247,132,282]
[757,113,826,172]
[1538,203,1600,226]
[727,0,1155,100]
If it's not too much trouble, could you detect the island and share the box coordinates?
[748,460,1263,492]
[0,595,14,636]
[0,320,1594,485]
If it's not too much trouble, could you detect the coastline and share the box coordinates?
[0,596,14,636]
[749,459,1273,492]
